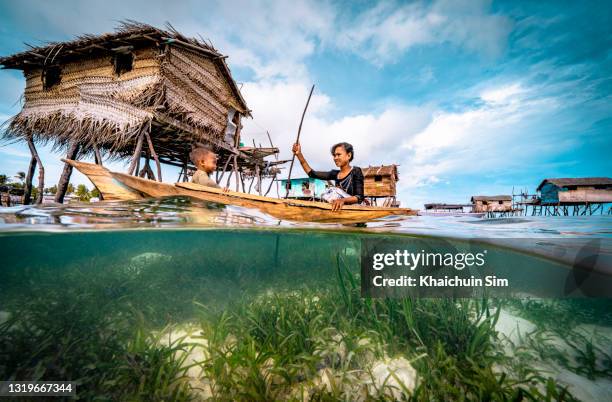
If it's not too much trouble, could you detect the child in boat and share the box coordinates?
[292,142,364,211]
[189,147,229,191]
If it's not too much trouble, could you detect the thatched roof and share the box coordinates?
[0,20,248,114]
[536,177,612,191]
[362,165,399,179]
[0,21,263,169]
[471,195,512,202]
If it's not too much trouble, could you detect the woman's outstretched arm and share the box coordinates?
[293,143,334,180]
[292,142,312,174]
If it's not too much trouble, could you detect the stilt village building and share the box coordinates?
[0,21,281,204]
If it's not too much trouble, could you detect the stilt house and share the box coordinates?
[0,21,277,203]
[470,195,512,213]
[362,164,399,206]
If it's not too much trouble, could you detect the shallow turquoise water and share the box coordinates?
[0,199,611,401]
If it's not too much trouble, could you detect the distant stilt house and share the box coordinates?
[0,21,279,204]
[279,177,328,201]
[470,195,514,217]
[0,186,24,207]
[531,177,612,216]
[362,165,400,207]
[419,203,485,217]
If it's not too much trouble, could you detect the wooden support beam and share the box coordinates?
[155,113,239,156]
[139,153,149,178]
[217,155,233,184]
[27,138,44,204]
[225,155,240,190]
[144,131,162,182]
[240,172,246,193]
[264,175,277,196]
[233,155,239,191]
[146,163,155,181]
[158,157,189,169]
[128,132,145,175]
[93,144,103,166]
[23,156,36,205]
[248,177,255,194]
[55,141,80,203]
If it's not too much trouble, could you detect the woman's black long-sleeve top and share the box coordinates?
[307,167,365,203]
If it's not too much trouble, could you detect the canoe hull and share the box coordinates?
[67,160,416,223]
[63,159,143,201]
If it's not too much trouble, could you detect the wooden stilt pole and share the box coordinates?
[139,153,150,178]
[128,132,145,176]
[217,155,232,184]
[23,156,36,205]
[93,144,103,165]
[144,131,162,182]
[240,171,246,193]
[26,138,44,204]
[55,141,80,203]
[230,112,242,191]
[258,170,263,196]
[182,159,189,182]
[233,155,239,191]
[254,165,260,195]
[90,144,104,201]
[264,175,277,196]
[146,163,155,181]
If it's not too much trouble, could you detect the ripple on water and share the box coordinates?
[0,198,610,241]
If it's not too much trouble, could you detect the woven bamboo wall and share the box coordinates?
[11,47,161,151]
[163,46,237,140]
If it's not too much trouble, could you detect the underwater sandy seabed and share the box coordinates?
[0,228,610,402]
[1,199,611,401]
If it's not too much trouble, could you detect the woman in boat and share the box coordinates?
[292,142,364,211]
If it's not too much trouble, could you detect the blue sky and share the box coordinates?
[0,0,610,208]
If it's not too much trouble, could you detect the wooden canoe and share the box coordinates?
[65,159,416,223]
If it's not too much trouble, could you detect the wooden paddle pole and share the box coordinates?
[285,84,314,198]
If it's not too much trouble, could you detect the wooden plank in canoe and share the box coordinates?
[63,159,143,201]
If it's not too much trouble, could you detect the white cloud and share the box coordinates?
[397,82,564,202]
[335,0,512,64]
[6,0,335,81]
[6,0,511,80]
[235,76,570,207]
[0,145,31,159]
[480,83,525,104]
[240,79,433,170]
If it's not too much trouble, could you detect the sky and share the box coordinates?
[0,0,610,208]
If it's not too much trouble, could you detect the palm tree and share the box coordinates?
[89,187,101,199]
[15,171,26,184]
[0,174,8,185]
[75,184,90,201]
[45,185,58,195]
